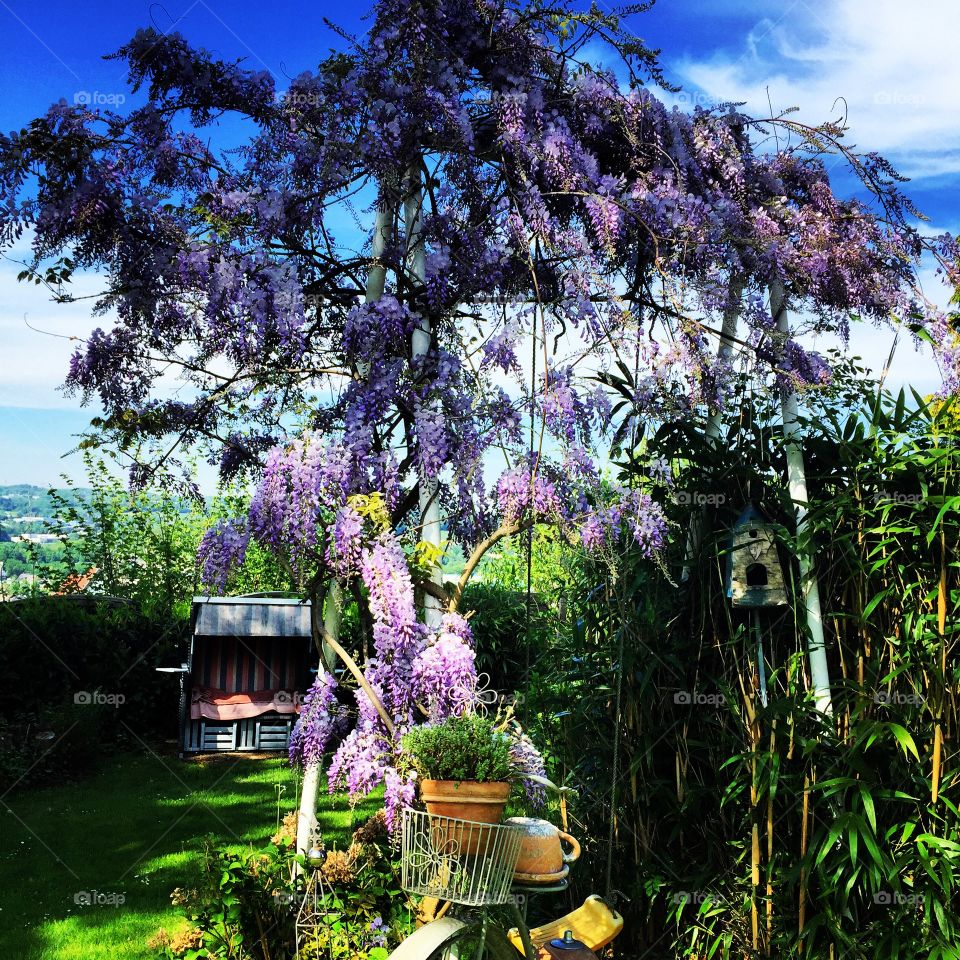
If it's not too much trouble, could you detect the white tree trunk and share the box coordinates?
[296,583,345,861]
[681,279,744,581]
[769,279,833,715]
[405,163,443,629]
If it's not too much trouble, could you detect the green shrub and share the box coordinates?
[401,712,512,782]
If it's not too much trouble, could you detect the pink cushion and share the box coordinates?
[190,686,299,720]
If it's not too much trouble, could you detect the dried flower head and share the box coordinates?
[352,809,388,846]
[271,810,299,847]
[169,927,204,955]
[147,928,171,950]
[320,848,357,886]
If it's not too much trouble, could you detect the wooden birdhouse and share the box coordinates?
[726,504,788,608]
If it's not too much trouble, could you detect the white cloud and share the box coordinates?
[677,0,960,179]
[0,263,103,409]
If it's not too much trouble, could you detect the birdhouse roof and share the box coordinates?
[732,502,771,529]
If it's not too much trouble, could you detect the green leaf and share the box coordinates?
[859,786,877,832]
[888,723,920,761]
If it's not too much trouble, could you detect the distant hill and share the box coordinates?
[0,485,89,527]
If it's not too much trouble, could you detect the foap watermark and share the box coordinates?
[74,90,126,107]
[272,890,298,907]
[74,890,126,907]
[74,690,125,707]
[673,690,725,707]
[873,891,921,907]
[275,690,305,708]
[873,491,924,506]
[673,90,723,110]
[874,690,925,706]
[674,491,726,507]
[277,90,322,108]
[673,890,726,906]
[873,91,925,107]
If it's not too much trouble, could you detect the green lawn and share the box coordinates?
[0,749,377,959]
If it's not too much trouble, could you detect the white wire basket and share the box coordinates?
[400,807,524,906]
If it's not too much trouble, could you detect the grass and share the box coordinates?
[0,748,379,960]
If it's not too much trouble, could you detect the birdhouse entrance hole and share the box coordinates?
[746,563,768,587]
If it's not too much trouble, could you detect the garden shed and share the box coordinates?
[182,595,313,753]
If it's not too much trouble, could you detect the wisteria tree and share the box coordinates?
[2,0,958,846]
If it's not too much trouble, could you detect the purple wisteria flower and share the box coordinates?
[197,519,249,594]
[288,670,348,767]
[509,727,548,809]
[412,613,478,718]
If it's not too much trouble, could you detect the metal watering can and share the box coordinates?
[504,816,581,881]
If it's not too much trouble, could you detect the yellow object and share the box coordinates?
[508,895,623,955]
[415,896,450,926]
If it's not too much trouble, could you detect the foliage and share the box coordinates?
[0,596,180,788]
[152,810,411,960]
[37,454,295,617]
[401,712,513,783]
[460,582,531,694]
[151,837,299,960]
[297,811,413,960]
[505,369,960,960]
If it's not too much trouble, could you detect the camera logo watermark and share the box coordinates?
[673,691,725,706]
[675,491,726,506]
[673,890,726,906]
[74,690,125,707]
[74,91,125,107]
[873,891,921,906]
[275,691,305,708]
[276,90,322,108]
[874,690,925,706]
[873,491,924,506]
[873,91,925,107]
[74,890,126,907]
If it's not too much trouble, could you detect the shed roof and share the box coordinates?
[192,595,312,638]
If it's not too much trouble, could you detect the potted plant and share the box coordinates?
[401,713,513,823]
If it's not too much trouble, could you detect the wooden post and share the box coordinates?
[769,279,833,715]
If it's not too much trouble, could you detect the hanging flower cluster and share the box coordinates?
[288,670,348,767]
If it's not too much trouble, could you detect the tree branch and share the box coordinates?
[448,518,534,612]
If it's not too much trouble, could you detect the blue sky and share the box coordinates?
[1,0,957,486]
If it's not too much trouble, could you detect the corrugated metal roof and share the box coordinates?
[192,596,312,638]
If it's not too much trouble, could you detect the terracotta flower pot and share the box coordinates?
[419,779,511,823]
[418,780,511,856]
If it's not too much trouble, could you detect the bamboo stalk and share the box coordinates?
[766,720,777,956]
[798,772,811,954]
[933,529,948,805]
[750,688,760,954]
[769,280,833,716]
